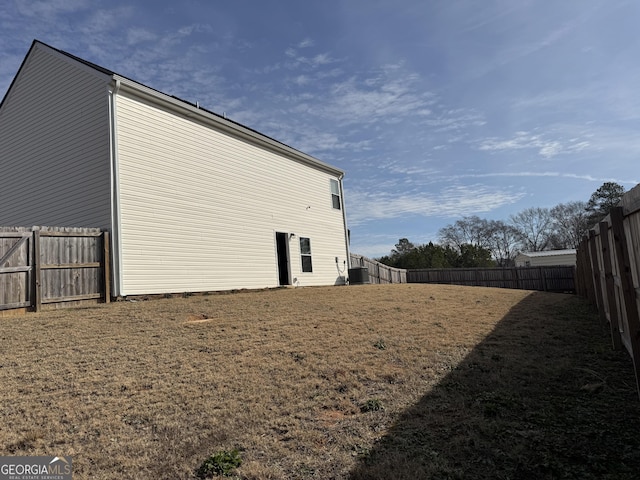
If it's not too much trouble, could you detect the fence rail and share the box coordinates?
[349,254,407,284]
[575,184,640,398]
[0,226,109,315]
[407,266,575,292]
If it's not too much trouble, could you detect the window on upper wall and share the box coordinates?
[330,179,341,210]
[300,237,313,272]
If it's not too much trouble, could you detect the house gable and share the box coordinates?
[0,41,113,228]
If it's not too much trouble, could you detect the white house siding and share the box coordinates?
[0,43,112,228]
[114,89,348,295]
[515,251,576,267]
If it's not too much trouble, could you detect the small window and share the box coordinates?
[330,179,341,210]
[300,237,313,272]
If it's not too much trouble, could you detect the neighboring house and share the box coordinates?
[514,249,577,267]
[0,40,350,296]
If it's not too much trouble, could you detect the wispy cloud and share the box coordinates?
[126,27,158,45]
[285,46,337,69]
[298,38,315,48]
[14,0,89,19]
[465,3,602,80]
[78,7,134,35]
[346,184,525,226]
[444,171,638,186]
[423,108,486,132]
[478,131,589,158]
[311,73,435,126]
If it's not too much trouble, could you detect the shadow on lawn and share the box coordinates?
[350,291,640,480]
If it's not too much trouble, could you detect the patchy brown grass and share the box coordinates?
[0,284,638,479]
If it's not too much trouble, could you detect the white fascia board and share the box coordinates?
[113,75,345,177]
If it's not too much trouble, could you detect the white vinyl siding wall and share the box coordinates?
[515,252,577,267]
[0,44,112,228]
[115,90,348,295]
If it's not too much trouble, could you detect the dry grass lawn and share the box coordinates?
[0,284,639,479]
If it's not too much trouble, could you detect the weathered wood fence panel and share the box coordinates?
[407,266,575,292]
[0,228,32,311]
[575,183,640,398]
[0,227,109,314]
[347,254,574,291]
[350,254,407,284]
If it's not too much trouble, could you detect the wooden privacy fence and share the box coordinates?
[0,227,110,314]
[407,266,575,292]
[350,254,407,284]
[575,184,640,398]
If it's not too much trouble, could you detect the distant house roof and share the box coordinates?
[517,249,576,258]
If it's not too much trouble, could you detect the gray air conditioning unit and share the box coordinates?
[348,267,370,285]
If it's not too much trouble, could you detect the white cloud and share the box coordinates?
[287,51,337,69]
[14,0,88,18]
[310,53,332,66]
[298,38,314,48]
[443,171,638,187]
[346,184,525,226]
[423,108,486,132]
[478,131,590,158]
[313,74,435,125]
[126,27,158,45]
[292,75,310,86]
[79,7,134,35]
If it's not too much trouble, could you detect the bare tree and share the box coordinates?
[510,207,553,252]
[488,220,521,266]
[549,201,590,249]
[438,216,496,251]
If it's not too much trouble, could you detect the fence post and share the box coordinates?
[32,229,41,312]
[599,221,622,350]
[588,230,607,325]
[580,236,596,305]
[610,207,640,399]
[576,241,584,296]
[103,231,111,303]
[538,266,547,292]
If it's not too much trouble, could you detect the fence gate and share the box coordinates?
[0,231,33,311]
[0,227,110,314]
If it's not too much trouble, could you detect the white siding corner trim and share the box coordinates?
[108,79,124,297]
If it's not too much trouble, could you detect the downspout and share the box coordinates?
[108,78,124,297]
[338,173,351,271]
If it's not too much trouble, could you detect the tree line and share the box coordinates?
[378,181,626,269]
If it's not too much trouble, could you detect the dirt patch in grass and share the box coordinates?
[0,284,638,479]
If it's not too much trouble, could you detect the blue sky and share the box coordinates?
[1,1,638,258]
